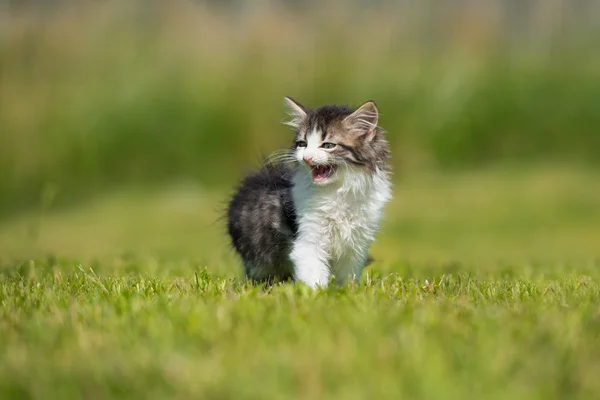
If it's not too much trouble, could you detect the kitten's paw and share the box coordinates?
[294,270,330,289]
[297,277,329,290]
[290,245,330,289]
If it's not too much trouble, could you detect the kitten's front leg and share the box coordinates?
[290,240,330,289]
[332,252,369,286]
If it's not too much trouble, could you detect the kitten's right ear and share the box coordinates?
[343,100,379,142]
[283,96,308,129]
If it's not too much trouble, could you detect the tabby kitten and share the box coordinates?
[227,97,391,288]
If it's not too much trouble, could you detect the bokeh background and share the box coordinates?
[1,0,599,273]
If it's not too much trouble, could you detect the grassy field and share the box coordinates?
[1,167,599,399]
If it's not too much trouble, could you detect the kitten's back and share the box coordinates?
[227,163,297,283]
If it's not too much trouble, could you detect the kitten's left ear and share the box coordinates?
[283,96,308,130]
[344,100,379,141]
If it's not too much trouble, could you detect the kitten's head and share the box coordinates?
[283,97,389,185]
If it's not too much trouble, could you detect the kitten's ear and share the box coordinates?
[283,96,308,129]
[344,101,379,141]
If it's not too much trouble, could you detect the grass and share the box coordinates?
[1,264,599,399]
[1,166,600,399]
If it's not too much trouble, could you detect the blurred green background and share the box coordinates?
[1,0,599,268]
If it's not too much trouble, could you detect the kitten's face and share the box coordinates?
[284,97,388,185]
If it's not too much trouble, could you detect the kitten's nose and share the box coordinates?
[303,155,313,165]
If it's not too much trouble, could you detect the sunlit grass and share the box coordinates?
[1,260,599,399]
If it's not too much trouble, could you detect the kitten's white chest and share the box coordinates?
[292,168,391,278]
[320,195,371,257]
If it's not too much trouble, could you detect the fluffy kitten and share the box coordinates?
[227,97,392,288]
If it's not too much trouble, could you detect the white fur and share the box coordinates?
[290,130,392,288]
[301,128,327,166]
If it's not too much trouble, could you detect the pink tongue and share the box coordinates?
[312,166,329,181]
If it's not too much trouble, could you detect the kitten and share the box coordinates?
[227,97,392,288]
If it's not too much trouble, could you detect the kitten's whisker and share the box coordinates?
[262,150,297,166]
[264,155,294,163]
[264,150,292,160]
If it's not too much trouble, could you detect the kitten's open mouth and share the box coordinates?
[311,165,336,183]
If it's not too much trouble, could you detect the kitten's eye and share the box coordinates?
[295,141,307,148]
[321,142,337,149]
